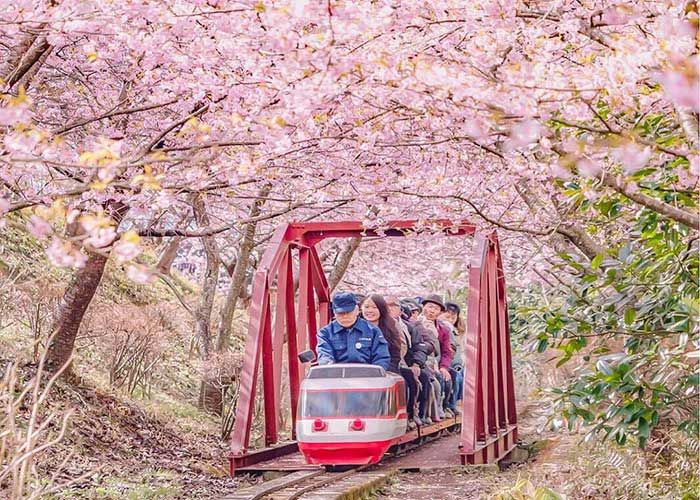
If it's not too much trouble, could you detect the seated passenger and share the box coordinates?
[385,295,421,429]
[390,296,439,427]
[441,301,464,415]
[402,298,422,321]
[360,295,403,374]
[398,299,442,424]
[316,292,390,371]
[419,294,456,419]
[419,321,445,422]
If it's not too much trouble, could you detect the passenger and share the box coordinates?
[419,294,456,419]
[442,301,464,415]
[393,298,434,427]
[419,318,446,422]
[385,296,422,429]
[401,298,422,322]
[403,298,442,422]
[360,295,403,374]
[316,292,390,371]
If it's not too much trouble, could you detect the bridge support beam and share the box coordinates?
[459,232,517,465]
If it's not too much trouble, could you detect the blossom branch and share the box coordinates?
[136,202,308,237]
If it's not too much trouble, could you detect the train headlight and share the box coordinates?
[349,418,365,431]
[312,418,327,432]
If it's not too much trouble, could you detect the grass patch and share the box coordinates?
[58,470,182,499]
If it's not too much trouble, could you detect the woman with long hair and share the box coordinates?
[362,294,421,429]
[361,294,403,373]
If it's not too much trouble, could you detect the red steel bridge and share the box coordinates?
[228,220,518,473]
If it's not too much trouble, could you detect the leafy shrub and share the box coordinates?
[513,210,698,448]
[492,477,565,500]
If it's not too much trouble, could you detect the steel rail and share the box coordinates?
[284,465,371,500]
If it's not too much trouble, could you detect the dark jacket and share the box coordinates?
[402,319,434,368]
[316,317,390,371]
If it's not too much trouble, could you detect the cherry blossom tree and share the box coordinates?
[0,0,697,427]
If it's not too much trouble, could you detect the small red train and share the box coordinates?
[296,364,408,466]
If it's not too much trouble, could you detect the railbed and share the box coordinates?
[231,415,461,474]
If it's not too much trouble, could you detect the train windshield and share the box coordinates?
[301,390,389,417]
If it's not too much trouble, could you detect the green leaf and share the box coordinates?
[591,254,604,270]
[556,353,572,368]
[623,308,637,325]
[638,418,650,448]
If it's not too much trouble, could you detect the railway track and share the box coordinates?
[226,419,462,500]
[225,464,394,500]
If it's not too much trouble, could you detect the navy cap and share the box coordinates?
[399,303,412,321]
[445,301,461,315]
[401,298,421,312]
[332,292,357,313]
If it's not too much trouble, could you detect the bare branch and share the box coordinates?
[599,174,700,230]
[54,98,180,136]
[137,202,307,237]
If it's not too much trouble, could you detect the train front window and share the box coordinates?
[301,390,389,417]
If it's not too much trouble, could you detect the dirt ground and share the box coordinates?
[375,399,586,500]
[39,379,253,499]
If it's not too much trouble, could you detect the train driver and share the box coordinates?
[316,292,391,371]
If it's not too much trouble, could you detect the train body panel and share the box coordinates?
[296,364,407,466]
[297,417,405,443]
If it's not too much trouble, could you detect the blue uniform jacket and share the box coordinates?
[316,318,390,371]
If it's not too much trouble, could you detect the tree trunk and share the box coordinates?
[1,32,40,83]
[155,236,182,275]
[193,236,218,359]
[46,252,109,373]
[216,184,271,351]
[192,196,222,413]
[327,237,362,291]
[46,201,128,375]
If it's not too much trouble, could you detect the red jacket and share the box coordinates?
[436,320,454,369]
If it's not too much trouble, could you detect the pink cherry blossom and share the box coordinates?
[126,264,155,284]
[612,143,652,175]
[113,232,142,264]
[655,67,700,112]
[0,0,694,291]
[577,158,603,178]
[46,238,88,269]
[506,120,542,151]
[84,227,117,248]
[26,215,53,239]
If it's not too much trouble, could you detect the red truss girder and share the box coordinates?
[228,220,517,472]
[459,234,517,464]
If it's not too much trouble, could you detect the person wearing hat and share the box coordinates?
[386,296,430,428]
[401,298,422,322]
[315,291,391,371]
[393,297,434,426]
[419,293,456,419]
